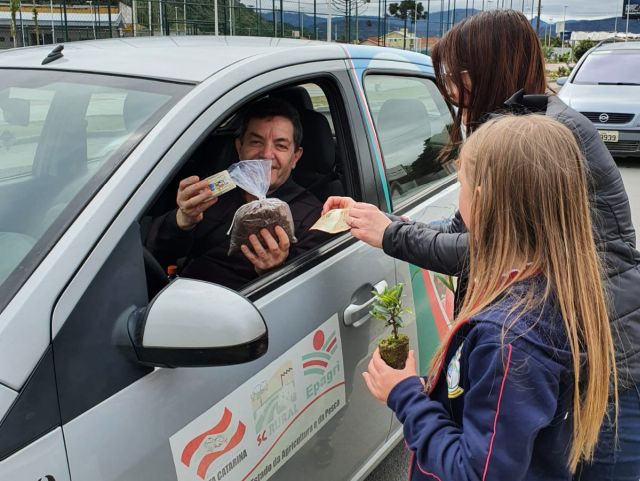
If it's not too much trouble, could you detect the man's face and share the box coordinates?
[235,116,303,193]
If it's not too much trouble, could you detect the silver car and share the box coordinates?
[0,37,459,481]
[557,41,640,158]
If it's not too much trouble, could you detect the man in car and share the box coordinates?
[147,97,330,290]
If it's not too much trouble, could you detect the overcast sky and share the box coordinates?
[275,0,627,23]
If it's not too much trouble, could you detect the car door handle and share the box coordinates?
[343,280,388,327]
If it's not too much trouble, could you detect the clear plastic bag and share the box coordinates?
[227,160,297,255]
[227,160,272,199]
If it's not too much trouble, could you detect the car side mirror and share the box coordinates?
[556,76,568,86]
[126,278,268,367]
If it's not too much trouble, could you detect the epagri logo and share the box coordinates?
[303,329,341,399]
[181,407,247,480]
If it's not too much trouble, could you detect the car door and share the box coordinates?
[346,56,459,382]
[53,59,396,481]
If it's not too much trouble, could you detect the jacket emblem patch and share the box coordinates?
[447,343,464,399]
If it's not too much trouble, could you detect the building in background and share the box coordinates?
[0,3,124,49]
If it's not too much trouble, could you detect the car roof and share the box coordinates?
[0,36,432,83]
[594,41,640,52]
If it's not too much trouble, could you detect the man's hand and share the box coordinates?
[363,349,419,404]
[322,196,356,215]
[241,226,290,273]
[347,202,391,248]
[176,176,218,230]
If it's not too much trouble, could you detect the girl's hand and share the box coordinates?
[363,349,418,404]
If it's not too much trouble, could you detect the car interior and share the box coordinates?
[140,80,353,300]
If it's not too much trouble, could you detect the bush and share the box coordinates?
[574,40,596,61]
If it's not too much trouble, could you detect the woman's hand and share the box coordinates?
[347,203,392,248]
[363,349,418,404]
[322,196,356,215]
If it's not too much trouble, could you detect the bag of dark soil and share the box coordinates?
[227,160,297,254]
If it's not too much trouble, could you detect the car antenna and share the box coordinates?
[41,45,64,65]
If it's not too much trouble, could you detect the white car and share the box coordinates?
[557,41,640,158]
[0,36,458,481]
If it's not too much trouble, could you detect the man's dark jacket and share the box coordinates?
[147,178,328,290]
[383,93,640,387]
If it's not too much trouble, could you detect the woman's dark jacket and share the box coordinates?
[382,93,640,387]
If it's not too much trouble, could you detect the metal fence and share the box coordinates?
[0,0,536,49]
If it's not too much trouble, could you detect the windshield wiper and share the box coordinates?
[598,82,640,85]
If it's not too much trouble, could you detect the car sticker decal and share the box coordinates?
[169,315,346,481]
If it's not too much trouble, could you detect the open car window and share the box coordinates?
[142,80,351,298]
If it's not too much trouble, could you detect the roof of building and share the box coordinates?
[0,11,124,27]
[0,36,431,83]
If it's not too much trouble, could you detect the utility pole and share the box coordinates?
[50,0,55,41]
[535,0,541,37]
[560,5,567,57]
[425,0,430,50]
[625,0,630,41]
[327,0,331,40]
[19,2,26,46]
[108,0,113,37]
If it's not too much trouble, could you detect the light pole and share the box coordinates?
[625,0,631,41]
[87,0,96,39]
[327,0,331,41]
[560,5,567,57]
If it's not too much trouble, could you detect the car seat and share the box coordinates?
[270,87,344,201]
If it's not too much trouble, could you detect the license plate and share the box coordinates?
[599,130,619,143]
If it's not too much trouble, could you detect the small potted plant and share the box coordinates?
[370,283,411,369]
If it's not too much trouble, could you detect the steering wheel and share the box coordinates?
[143,246,169,299]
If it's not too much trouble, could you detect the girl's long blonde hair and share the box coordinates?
[430,115,617,472]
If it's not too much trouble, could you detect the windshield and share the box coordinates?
[573,50,640,85]
[0,69,191,306]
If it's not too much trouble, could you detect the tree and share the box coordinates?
[332,0,370,43]
[32,0,40,45]
[10,0,20,48]
[549,35,561,47]
[574,40,596,62]
[388,0,424,50]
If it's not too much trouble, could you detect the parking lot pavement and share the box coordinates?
[617,158,640,231]
[365,440,409,481]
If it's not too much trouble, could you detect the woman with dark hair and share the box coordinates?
[324,9,640,481]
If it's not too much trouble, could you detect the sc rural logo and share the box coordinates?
[302,329,341,399]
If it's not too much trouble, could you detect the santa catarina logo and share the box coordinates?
[181,407,247,480]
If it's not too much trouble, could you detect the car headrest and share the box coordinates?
[270,86,314,112]
[377,98,431,142]
[296,109,335,177]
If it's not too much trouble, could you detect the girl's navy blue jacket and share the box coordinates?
[387,280,575,481]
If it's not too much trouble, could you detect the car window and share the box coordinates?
[143,80,350,297]
[363,74,455,208]
[573,50,640,85]
[0,69,191,310]
[0,87,54,178]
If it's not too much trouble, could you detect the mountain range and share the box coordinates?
[262,9,640,41]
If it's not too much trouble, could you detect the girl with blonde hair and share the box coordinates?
[363,115,617,481]
[326,10,640,479]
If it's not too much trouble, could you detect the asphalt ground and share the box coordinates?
[364,157,640,481]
